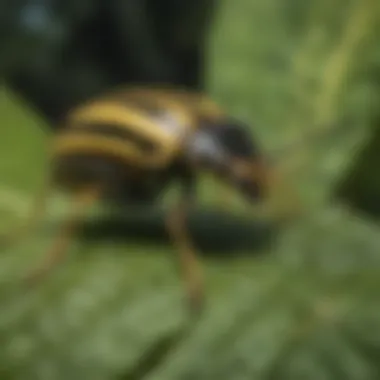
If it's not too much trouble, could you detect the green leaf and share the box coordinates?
[1,0,380,378]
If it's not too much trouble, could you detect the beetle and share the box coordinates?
[3,85,280,313]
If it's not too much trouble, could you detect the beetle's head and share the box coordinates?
[186,118,270,202]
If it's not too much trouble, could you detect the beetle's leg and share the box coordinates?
[25,186,101,286]
[165,172,204,315]
[0,177,51,247]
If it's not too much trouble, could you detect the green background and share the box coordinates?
[1,0,380,379]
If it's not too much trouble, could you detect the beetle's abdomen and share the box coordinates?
[52,151,170,205]
[52,153,130,192]
[58,99,191,167]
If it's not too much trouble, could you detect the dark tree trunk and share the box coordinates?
[4,0,217,127]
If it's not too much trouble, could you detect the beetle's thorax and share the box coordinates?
[184,128,228,170]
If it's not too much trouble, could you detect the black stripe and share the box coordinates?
[65,123,157,153]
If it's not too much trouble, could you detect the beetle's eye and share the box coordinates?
[216,120,259,159]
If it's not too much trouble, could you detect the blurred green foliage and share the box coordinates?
[0,0,380,379]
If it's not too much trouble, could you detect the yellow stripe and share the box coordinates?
[51,134,170,167]
[121,88,195,128]
[51,134,175,168]
[68,102,178,149]
[133,88,225,121]
[52,134,141,161]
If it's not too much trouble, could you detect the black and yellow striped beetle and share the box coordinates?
[5,85,280,313]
